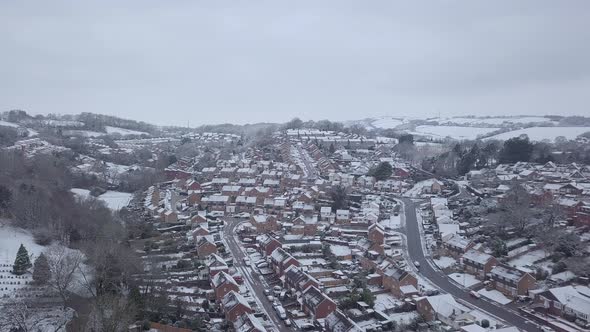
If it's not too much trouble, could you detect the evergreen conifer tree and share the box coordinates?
[32,252,51,284]
[13,244,32,275]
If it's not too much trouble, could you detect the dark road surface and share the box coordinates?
[400,198,541,332]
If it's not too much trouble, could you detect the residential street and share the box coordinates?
[400,198,542,332]
[223,219,289,332]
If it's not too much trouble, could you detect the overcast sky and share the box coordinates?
[1,1,589,126]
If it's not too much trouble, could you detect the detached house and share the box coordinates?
[302,286,337,320]
[490,265,536,297]
[462,250,498,280]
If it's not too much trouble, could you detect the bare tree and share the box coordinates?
[85,293,136,332]
[47,246,84,308]
[499,183,533,234]
[0,299,71,332]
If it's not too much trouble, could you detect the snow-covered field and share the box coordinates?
[0,120,20,128]
[477,288,512,304]
[371,117,405,129]
[434,256,457,269]
[436,116,555,126]
[105,126,149,136]
[0,224,46,263]
[410,125,500,140]
[63,130,106,137]
[71,188,132,210]
[485,126,590,142]
[448,272,480,288]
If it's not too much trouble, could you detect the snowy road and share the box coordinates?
[400,198,542,332]
[223,219,289,332]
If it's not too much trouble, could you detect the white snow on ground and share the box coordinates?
[403,179,441,198]
[477,288,512,304]
[63,130,106,137]
[437,116,555,126]
[71,188,132,210]
[434,256,457,269]
[329,245,352,258]
[0,306,75,332]
[486,126,590,142]
[507,249,548,273]
[448,273,480,288]
[550,271,576,283]
[379,214,401,229]
[105,126,149,136]
[410,125,500,140]
[0,224,46,263]
[374,293,402,312]
[99,191,133,210]
[371,117,405,129]
[0,224,91,300]
[0,120,20,128]
[388,311,419,325]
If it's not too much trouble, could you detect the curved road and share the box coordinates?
[400,198,541,332]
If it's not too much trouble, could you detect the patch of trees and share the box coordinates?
[367,162,393,181]
[498,136,534,163]
[330,185,348,212]
[0,126,19,147]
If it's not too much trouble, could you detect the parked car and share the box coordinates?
[469,290,481,299]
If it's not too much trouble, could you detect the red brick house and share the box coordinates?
[191,225,209,240]
[368,223,385,254]
[233,313,267,332]
[490,265,536,297]
[258,234,282,256]
[532,286,590,324]
[284,265,320,293]
[443,236,475,258]
[302,286,337,320]
[222,291,253,322]
[382,267,418,298]
[250,214,280,233]
[196,236,218,258]
[462,250,498,280]
[206,253,229,277]
[211,271,240,302]
[270,248,300,276]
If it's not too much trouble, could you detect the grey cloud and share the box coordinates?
[1,1,589,125]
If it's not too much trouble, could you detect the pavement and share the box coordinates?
[400,198,542,332]
[223,218,289,332]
